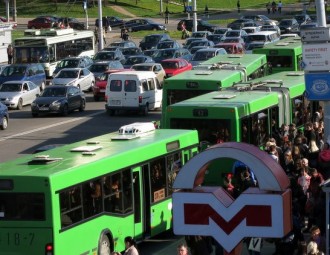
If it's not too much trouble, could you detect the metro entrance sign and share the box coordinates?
[302,43,330,71]
[302,26,330,100]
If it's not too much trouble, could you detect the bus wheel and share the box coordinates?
[99,234,111,255]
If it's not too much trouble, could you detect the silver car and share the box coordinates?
[51,68,95,91]
[0,80,40,109]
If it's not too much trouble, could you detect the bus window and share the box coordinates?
[167,152,182,195]
[268,56,293,68]
[60,187,82,227]
[122,169,133,213]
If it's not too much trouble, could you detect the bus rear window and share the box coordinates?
[0,193,45,221]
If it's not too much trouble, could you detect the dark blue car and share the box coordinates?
[122,18,166,32]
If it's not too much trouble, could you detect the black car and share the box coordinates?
[227,19,253,30]
[0,102,8,130]
[93,50,126,64]
[59,17,85,30]
[121,47,143,58]
[177,19,218,32]
[294,14,312,26]
[110,40,137,48]
[139,34,171,50]
[122,18,166,32]
[95,16,125,28]
[278,18,299,34]
[31,85,86,117]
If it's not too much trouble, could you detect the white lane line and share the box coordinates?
[0,111,103,142]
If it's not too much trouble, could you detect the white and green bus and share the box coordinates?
[0,123,199,255]
[13,28,95,77]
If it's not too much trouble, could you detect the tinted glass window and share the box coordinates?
[110,80,122,92]
[124,80,137,92]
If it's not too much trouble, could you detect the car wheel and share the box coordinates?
[62,104,69,116]
[79,99,86,112]
[40,81,46,91]
[17,98,23,110]
[143,104,148,116]
[0,116,8,130]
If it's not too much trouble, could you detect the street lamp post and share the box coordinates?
[98,0,104,50]
[192,0,197,32]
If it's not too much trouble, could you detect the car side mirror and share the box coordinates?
[68,93,74,97]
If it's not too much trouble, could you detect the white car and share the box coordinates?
[51,68,95,91]
[0,80,40,109]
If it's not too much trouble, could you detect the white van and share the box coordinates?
[105,71,162,116]
[245,31,280,53]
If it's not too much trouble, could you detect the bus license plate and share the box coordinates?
[111,100,121,106]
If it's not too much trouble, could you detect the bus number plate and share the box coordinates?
[193,109,208,117]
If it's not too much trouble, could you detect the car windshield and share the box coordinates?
[57,59,79,68]
[95,52,115,61]
[161,61,179,69]
[57,70,79,78]
[155,49,175,58]
[145,36,161,43]
[0,66,26,77]
[280,20,292,25]
[122,48,140,55]
[132,65,152,71]
[98,73,109,81]
[223,38,239,43]
[191,41,208,47]
[192,51,215,61]
[0,83,21,92]
[295,15,306,21]
[192,32,206,38]
[214,29,227,34]
[41,87,66,97]
[158,42,174,49]
[126,57,145,65]
[90,64,108,72]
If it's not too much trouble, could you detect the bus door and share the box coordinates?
[132,165,151,239]
[275,88,289,126]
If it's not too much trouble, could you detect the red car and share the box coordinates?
[161,58,192,78]
[27,17,58,29]
[93,69,127,101]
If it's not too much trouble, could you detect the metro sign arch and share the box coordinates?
[172,142,292,253]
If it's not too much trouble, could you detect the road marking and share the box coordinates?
[0,111,103,142]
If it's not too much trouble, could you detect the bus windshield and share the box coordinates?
[15,46,50,63]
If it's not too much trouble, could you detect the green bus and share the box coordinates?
[0,123,199,255]
[161,54,268,126]
[252,37,302,73]
[163,71,309,147]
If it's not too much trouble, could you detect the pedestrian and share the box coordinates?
[277,0,282,13]
[237,0,241,13]
[308,226,326,254]
[123,236,139,255]
[177,243,189,255]
[181,21,189,39]
[271,0,277,13]
[266,2,271,14]
[165,7,169,24]
[7,44,13,64]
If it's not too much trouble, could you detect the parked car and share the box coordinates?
[190,46,210,55]
[109,40,137,48]
[58,17,85,30]
[187,39,215,50]
[240,15,278,26]
[177,19,218,32]
[207,34,225,44]
[278,19,299,34]
[139,34,171,50]
[227,19,253,30]
[121,47,143,58]
[122,18,166,32]
[93,69,126,101]
[214,27,232,35]
[0,64,9,75]
[0,81,40,110]
[131,63,166,86]
[294,14,312,26]
[152,48,192,63]
[53,56,94,77]
[156,39,182,49]
[88,61,124,78]
[190,31,213,38]
[190,48,227,66]
[223,29,248,40]
[31,85,86,117]
[0,63,46,91]
[27,16,58,29]
[95,16,125,28]
[123,55,155,69]
[242,26,261,34]
[93,50,126,64]
[183,37,205,48]
[0,102,8,130]
[214,42,245,54]
[143,49,159,57]
[161,58,192,78]
[51,68,95,91]
[260,25,281,35]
